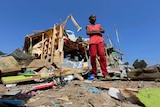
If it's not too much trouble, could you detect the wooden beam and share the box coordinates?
[51,25,56,63]
[41,33,45,59]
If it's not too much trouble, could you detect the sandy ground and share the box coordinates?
[0,78,160,107]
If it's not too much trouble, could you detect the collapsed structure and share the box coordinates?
[23,14,83,65]
[23,13,123,69]
[1,14,160,107]
[0,14,122,84]
[1,13,159,85]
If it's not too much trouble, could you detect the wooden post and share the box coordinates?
[58,25,64,64]
[41,33,45,59]
[51,25,56,63]
[29,37,33,55]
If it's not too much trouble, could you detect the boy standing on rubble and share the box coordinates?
[86,14,110,79]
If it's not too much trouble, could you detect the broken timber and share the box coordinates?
[23,14,82,66]
[23,24,64,65]
[1,73,54,84]
[127,66,160,80]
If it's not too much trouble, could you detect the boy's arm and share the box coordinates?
[99,26,105,33]
[86,25,104,35]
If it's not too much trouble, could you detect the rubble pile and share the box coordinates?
[0,14,160,107]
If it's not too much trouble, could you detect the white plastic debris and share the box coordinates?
[64,75,75,81]
[108,87,124,100]
[5,84,17,88]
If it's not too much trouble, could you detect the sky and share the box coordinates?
[0,0,160,66]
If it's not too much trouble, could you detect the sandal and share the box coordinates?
[99,75,111,81]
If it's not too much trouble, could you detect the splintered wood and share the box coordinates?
[25,25,64,65]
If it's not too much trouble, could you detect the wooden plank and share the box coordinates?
[32,39,46,57]
[29,37,33,55]
[51,25,56,63]
[58,25,64,64]
[27,59,51,70]
[41,33,45,59]
[43,38,48,60]
[1,74,54,84]
[53,67,86,77]
[58,25,64,53]
[1,75,33,84]
[47,36,52,56]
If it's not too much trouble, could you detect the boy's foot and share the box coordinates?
[88,74,101,81]
[99,75,111,81]
[88,74,96,80]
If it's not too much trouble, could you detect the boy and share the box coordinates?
[86,14,110,79]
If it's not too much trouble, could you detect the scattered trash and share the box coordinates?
[83,80,93,83]
[29,97,40,103]
[3,90,22,96]
[77,92,88,97]
[0,99,23,106]
[24,69,36,76]
[64,101,73,105]
[57,95,69,101]
[62,59,84,69]
[18,91,37,98]
[0,13,159,107]
[64,75,74,81]
[5,83,17,88]
[50,101,60,106]
[87,86,100,93]
[108,87,124,100]
[32,81,55,90]
[73,72,84,81]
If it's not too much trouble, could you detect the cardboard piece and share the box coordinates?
[27,59,51,70]
[0,56,21,73]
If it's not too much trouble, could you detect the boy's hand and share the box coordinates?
[92,30,102,35]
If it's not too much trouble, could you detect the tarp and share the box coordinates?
[136,88,160,107]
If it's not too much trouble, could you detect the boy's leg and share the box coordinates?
[97,42,108,77]
[89,44,97,76]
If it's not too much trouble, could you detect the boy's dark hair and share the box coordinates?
[89,14,96,19]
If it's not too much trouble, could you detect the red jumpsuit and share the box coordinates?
[87,24,108,77]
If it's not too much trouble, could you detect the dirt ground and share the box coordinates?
[0,78,160,107]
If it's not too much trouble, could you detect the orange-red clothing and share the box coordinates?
[87,24,108,77]
[87,24,104,44]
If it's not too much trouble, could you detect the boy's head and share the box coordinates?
[89,14,96,24]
